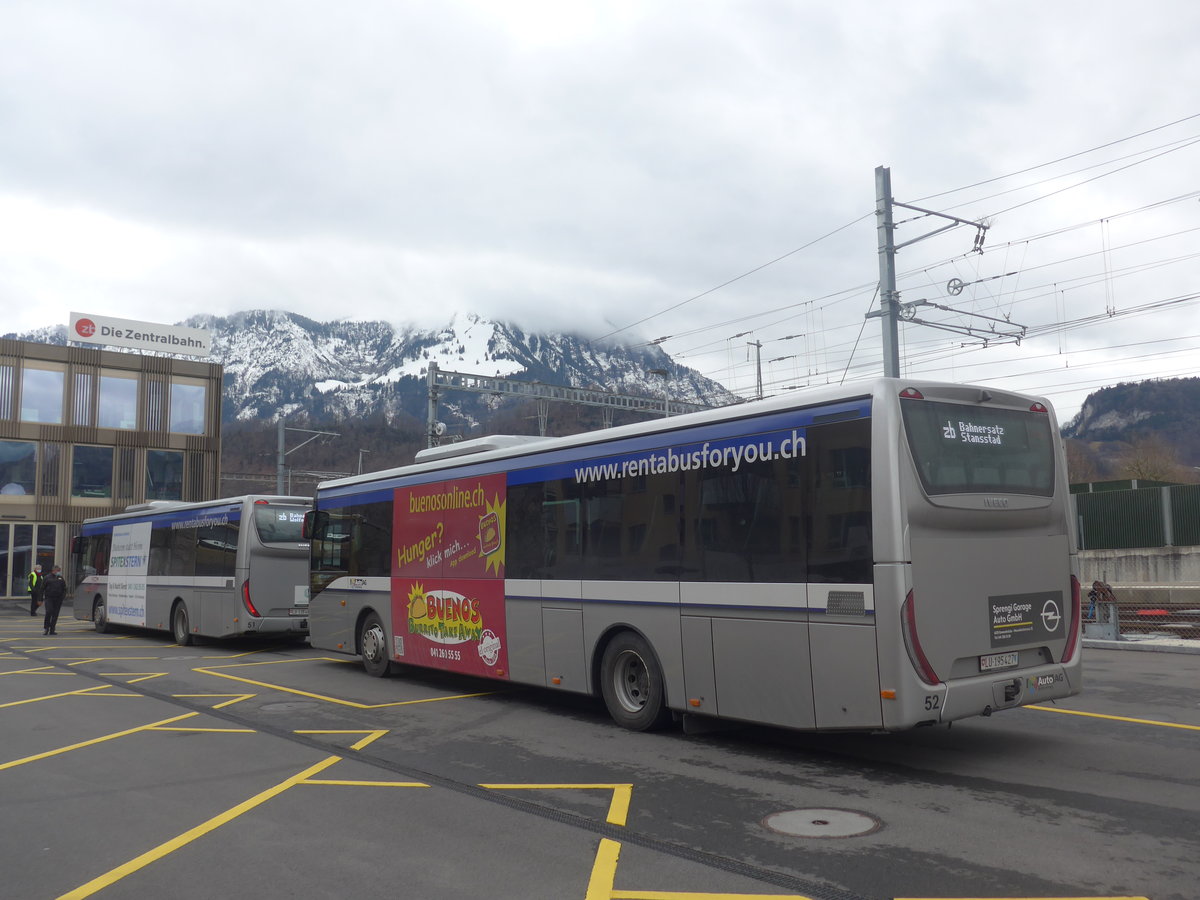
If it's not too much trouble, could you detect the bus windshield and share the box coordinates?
[253,504,308,543]
[901,399,1054,497]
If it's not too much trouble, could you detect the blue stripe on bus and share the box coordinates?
[319,398,871,508]
[81,504,244,535]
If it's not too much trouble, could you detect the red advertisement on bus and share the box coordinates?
[391,474,509,678]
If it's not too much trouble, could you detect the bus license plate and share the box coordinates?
[980,651,1019,672]
[289,608,307,616]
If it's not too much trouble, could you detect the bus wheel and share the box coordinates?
[93,597,109,633]
[172,602,194,646]
[359,612,392,677]
[600,631,671,731]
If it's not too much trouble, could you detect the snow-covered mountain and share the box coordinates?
[9,311,738,428]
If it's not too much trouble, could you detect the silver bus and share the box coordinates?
[305,379,1082,732]
[73,495,312,644]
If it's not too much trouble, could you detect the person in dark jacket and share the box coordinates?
[41,565,67,636]
[27,564,44,616]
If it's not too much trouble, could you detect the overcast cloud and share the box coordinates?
[2,0,1198,421]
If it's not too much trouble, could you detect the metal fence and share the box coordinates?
[1073,483,1200,550]
[1074,483,1200,641]
[1083,597,1200,641]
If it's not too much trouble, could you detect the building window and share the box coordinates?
[170,379,206,434]
[71,446,114,498]
[98,372,139,429]
[146,449,183,500]
[20,365,64,424]
[0,441,36,496]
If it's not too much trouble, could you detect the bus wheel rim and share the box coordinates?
[363,624,386,662]
[613,650,650,714]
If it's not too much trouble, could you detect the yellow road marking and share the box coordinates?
[481,783,633,826]
[57,755,343,900]
[198,646,288,659]
[1027,704,1200,731]
[0,712,198,771]
[302,778,428,786]
[611,893,815,899]
[172,693,257,710]
[62,657,166,665]
[0,665,71,676]
[586,839,623,900]
[149,726,257,733]
[293,729,389,751]
[0,685,114,708]
[16,644,141,649]
[194,658,497,709]
[94,672,168,684]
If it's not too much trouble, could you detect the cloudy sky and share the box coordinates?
[2,1,1198,422]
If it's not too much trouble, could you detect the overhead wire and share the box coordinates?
[590,211,873,345]
[611,113,1200,401]
[910,111,1200,203]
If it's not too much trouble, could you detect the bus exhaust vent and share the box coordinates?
[827,591,866,616]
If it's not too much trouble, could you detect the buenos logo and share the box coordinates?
[407,583,485,644]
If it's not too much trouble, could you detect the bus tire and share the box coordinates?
[93,597,109,633]
[599,631,672,732]
[359,611,392,677]
[172,601,194,646]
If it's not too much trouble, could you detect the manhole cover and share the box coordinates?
[762,808,881,838]
[259,701,320,712]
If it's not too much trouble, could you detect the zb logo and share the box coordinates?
[942,420,957,440]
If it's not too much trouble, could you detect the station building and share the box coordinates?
[0,337,222,600]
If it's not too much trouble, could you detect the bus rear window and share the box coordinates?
[900,399,1054,497]
[254,505,308,543]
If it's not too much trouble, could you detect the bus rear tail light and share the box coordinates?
[242,581,262,618]
[899,387,924,400]
[1029,402,1048,413]
[901,590,941,686]
[1061,575,1081,663]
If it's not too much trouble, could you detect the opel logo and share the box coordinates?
[1041,599,1062,632]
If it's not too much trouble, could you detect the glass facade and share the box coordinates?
[0,523,57,598]
[20,366,64,424]
[0,340,222,597]
[99,372,139,429]
[72,446,115,498]
[146,449,184,500]
[170,380,206,434]
[0,441,36,496]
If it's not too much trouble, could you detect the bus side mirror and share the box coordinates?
[302,510,328,541]
[71,536,84,553]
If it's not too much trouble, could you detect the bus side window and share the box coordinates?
[806,419,872,584]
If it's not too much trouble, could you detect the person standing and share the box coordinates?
[27,564,44,617]
[41,565,67,636]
